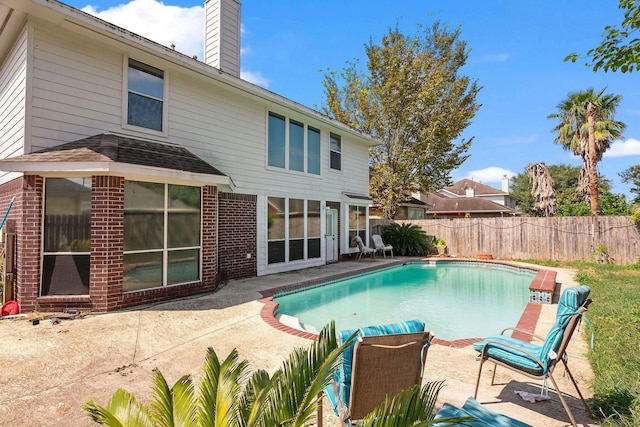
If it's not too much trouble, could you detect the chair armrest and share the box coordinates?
[499,327,545,342]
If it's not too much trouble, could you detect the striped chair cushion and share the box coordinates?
[335,319,425,406]
[556,285,591,327]
[472,335,547,376]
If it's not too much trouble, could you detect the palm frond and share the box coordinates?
[197,347,249,427]
[148,370,197,427]
[239,369,272,427]
[84,388,155,427]
[357,382,454,427]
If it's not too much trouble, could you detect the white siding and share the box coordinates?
[30,23,123,150]
[481,195,507,206]
[0,26,27,184]
[24,19,373,275]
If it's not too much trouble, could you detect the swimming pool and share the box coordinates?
[272,261,536,341]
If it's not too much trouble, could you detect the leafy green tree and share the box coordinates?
[620,164,640,203]
[565,0,640,72]
[84,322,463,426]
[322,23,481,219]
[548,88,625,213]
[599,192,631,216]
[511,164,628,216]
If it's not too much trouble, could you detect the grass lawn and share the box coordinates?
[523,260,640,427]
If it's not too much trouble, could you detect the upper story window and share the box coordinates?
[330,133,341,171]
[267,112,321,175]
[127,59,164,131]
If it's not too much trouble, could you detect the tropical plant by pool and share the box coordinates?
[382,223,431,256]
[84,322,465,426]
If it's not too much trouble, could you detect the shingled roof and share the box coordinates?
[0,133,225,176]
[421,192,517,214]
[440,178,508,196]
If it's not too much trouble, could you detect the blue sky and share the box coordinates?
[64,0,640,196]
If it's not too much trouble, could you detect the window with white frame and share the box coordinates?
[127,59,164,131]
[267,197,322,264]
[123,181,201,291]
[330,133,341,170]
[348,205,367,248]
[267,112,321,175]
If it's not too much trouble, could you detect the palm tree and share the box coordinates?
[84,322,464,426]
[548,88,625,213]
[527,162,557,217]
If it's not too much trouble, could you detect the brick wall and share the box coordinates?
[16,176,42,312]
[3,177,222,313]
[90,176,124,311]
[218,192,257,281]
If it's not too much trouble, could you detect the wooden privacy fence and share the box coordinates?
[372,216,640,265]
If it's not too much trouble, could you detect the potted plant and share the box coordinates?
[433,237,447,255]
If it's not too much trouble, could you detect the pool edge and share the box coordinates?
[259,259,557,347]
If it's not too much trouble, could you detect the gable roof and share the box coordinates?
[440,178,508,197]
[0,133,231,188]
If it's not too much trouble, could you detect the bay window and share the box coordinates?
[123,181,201,291]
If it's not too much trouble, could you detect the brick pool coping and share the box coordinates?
[259,259,557,347]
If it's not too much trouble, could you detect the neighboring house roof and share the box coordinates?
[0,133,232,189]
[419,192,519,215]
[439,178,508,197]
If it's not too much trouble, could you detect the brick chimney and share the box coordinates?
[204,0,241,77]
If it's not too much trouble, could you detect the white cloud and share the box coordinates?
[80,0,271,87]
[82,0,204,59]
[604,138,640,158]
[464,166,516,184]
[240,70,271,88]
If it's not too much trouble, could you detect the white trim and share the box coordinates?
[0,161,233,189]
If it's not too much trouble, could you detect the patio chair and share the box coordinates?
[321,319,433,426]
[371,234,393,258]
[435,396,532,426]
[473,285,593,427]
[353,235,375,260]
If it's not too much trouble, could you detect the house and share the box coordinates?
[0,0,377,312]
[415,176,520,218]
[369,197,428,220]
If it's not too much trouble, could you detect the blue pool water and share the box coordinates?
[273,262,535,341]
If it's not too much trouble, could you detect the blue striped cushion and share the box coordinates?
[334,319,425,407]
[556,285,590,327]
[473,335,546,375]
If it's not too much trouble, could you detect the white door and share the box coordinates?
[325,208,338,263]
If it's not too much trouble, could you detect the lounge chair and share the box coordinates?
[322,319,433,426]
[371,234,393,258]
[353,235,375,260]
[435,396,532,426]
[473,285,593,427]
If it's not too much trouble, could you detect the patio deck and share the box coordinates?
[0,257,597,426]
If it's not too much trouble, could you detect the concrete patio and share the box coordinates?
[0,258,597,426]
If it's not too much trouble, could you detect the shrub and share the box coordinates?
[383,223,430,256]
